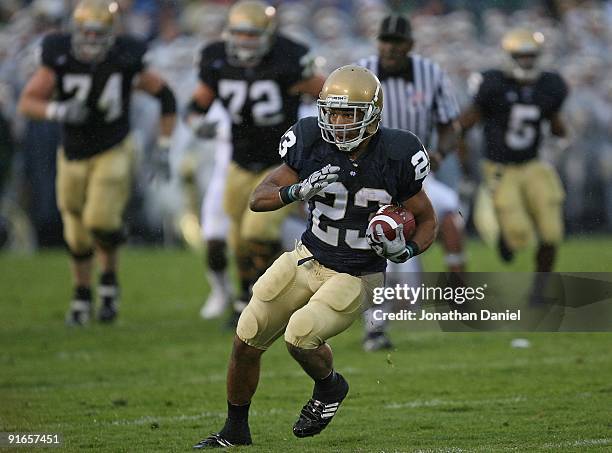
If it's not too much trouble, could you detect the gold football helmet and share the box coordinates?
[71,0,118,63]
[317,65,383,152]
[224,0,276,66]
[501,28,544,81]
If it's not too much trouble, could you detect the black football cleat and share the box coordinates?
[97,284,120,323]
[193,433,251,449]
[65,298,93,326]
[293,373,349,438]
[498,236,514,263]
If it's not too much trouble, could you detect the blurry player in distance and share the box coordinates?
[18,0,177,325]
[193,65,437,448]
[357,14,463,351]
[187,0,325,325]
[459,28,569,278]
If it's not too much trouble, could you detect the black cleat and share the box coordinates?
[65,299,93,326]
[98,284,120,323]
[498,236,514,263]
[293,373,349,438]
[363,331,393,352]
[193,433,251,449]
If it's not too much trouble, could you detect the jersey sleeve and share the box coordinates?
[473,70,500,112]
[280,38,313,87]
[129,37,148,73]
[279,117,318,172]
[40,33,63,70]
[432,65,460,124]
[541,72,569,116]
[396,133,430,201]
[197,43,222,92]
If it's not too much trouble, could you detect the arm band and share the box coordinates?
[405,240,421,258]
[279,184,300,205]
[155,85,177,115]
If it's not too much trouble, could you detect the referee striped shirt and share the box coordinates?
[357,54,459,149]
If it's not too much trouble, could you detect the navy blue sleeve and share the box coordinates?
[40,33,65,70]
[473,70,501,113]
[541,72,569,116]
[197,42,223,92]
[275,36,312,88]
[394,132,430,201]
[279,117,319,172]
[129,37,148,73]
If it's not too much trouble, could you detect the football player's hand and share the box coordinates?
[366,223,411,263]
[189,115,218,139]
[152,136,171,181]
[295,164,341,201]
[46,98,90,125]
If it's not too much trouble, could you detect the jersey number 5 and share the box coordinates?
[505,104,541,150]
[63,73,123,122]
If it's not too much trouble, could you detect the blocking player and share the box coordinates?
[357,14,463,351]
[187,0,325,324]
[193,65,437,448]
[459,28,569,275]
[18,0,177,324]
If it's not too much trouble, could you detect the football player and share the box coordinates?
[193,65,437,448]
[18,0,177,325]
[187,0,325,325]
[459,28,569,276]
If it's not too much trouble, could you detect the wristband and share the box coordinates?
[279,184,300,204]
[405,240,420,258]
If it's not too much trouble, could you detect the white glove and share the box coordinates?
[46,99,89,125]
[287,164,341,201]
[188,115,218,139]
[366,223,411,263]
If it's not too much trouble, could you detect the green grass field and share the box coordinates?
[1,237,611,452]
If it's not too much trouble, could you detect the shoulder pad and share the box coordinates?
[481,69,505,83]
[295,117,320,148]
[539,71,568,91]
[41,32,71,67]
[379,128,424,161]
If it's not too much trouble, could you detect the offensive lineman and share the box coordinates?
[193,65,437,448]
[188,0,325,325]
[18,0,177,324]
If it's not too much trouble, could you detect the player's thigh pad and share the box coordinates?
[285,272,384,349]
[56,150,92,253]
[223,162,259,223]
[482,160,534,250]
[523,161,565,244]
[423,174,460,219]
[83,137,134,231]
[237,248,313,350]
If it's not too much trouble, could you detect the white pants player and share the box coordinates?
[363,173,462,336]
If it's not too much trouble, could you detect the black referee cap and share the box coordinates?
[378,14,412,41]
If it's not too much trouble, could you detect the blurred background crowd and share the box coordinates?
[0,0,611,251]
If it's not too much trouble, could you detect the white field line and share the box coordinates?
[384,395,527,410]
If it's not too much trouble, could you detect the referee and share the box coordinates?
[357,14,466,351]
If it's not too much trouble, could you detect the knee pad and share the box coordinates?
[61,211,93,255]
[285,307,319,349]
[92,229,125,251]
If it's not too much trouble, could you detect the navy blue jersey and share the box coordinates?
[41,32,147,160]
[280,117,429,275]
[473,69,568,163]
[198,35,312,172]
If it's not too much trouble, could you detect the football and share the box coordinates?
[368,204,416,242]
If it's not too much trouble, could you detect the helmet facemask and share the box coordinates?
[72,21,115,63]
[71,0,117,64]
[508,52,540,82]
[224,26,274,67]
[317,94,381,152]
